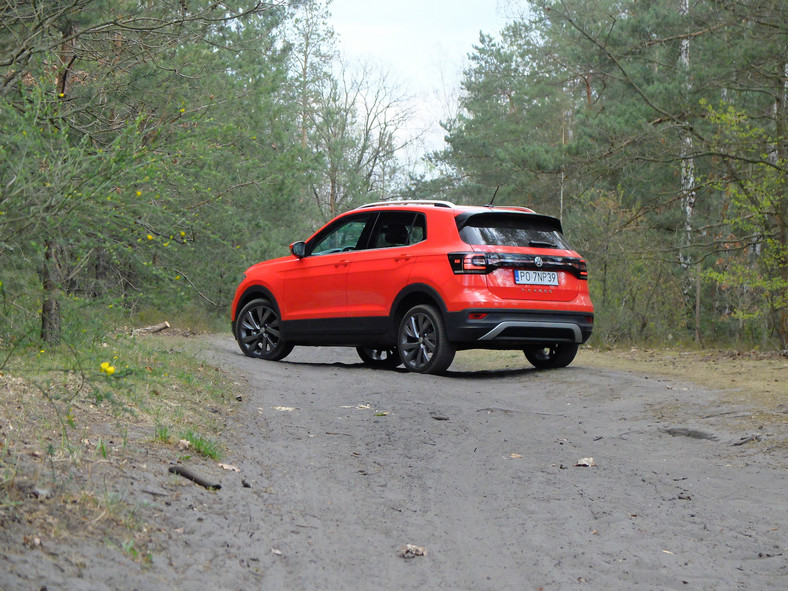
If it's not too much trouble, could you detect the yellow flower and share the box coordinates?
[175,275,181,280]
[180,231,186,237]
[147,234,153,241]
[105,366,115,376]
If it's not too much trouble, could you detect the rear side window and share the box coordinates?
[368,211,427,249]
[458,213,572,249]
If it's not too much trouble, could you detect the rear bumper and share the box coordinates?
[446,309,593,347]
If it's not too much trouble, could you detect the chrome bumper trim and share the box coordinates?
[478,321,582,343]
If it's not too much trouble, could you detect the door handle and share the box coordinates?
[335,260,351,267]
[395,254,412,262]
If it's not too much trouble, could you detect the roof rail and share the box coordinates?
[356,200,456,209]
[492,205,535,213]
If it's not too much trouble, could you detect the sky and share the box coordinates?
[328,0,509,158]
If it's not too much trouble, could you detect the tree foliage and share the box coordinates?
[0,0,414,347]
[427,0,787,347]
[1,0,784,350]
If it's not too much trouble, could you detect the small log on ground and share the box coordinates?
[168,464,221,490]
[132,321,170,336]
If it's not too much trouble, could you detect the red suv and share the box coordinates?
[231,201,593,374]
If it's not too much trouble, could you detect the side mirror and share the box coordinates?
[290,241,306,258]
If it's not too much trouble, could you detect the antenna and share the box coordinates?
[486,186,500,208]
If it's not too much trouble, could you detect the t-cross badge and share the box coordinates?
[231,201,594,374]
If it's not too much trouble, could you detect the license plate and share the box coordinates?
[514,270,559,286]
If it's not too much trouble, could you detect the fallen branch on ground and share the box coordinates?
[132,321,170,336]
[168,464,221,490]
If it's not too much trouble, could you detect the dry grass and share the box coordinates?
[578,347,788,425]
[456,346,788,433]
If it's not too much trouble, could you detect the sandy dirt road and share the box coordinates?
[3,336,787,590]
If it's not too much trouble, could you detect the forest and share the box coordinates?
[1,0,786,352]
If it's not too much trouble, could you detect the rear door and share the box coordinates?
[345,210,426,319]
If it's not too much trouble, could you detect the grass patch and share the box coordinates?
[154,423,171,443]
[179,428,222,460]
[0,323,239,561]
[0,328,231,447]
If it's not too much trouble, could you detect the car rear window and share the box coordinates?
[457,213,573,249]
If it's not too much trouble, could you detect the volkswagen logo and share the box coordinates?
[534,256,543,268]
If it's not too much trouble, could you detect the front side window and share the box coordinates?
[309,214,372,256]
[458,213,572,250]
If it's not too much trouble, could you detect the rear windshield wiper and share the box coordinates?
[528,240,558,248]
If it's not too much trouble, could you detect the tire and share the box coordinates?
[523,342,578,369]
[397,304,455,375]
[235,298,294,361]
[356,347,402,369]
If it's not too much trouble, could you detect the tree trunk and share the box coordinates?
[772,61,788,348]
[41,241,62,345]
[695,269,702,344]
[94,248,110,297]
[678,0,699,334]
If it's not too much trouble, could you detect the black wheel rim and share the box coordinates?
[400,312,437,370]
[239,303,282,356]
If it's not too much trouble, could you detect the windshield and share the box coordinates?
[458,213,572,249]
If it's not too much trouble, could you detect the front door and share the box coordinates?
[283,213,373,322]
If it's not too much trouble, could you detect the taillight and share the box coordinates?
[449,252,588,279]
[448,253,498,274]
[573,259,588,280]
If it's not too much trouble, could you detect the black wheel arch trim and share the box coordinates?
[390,283,449,325]
[232,285,279,327]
